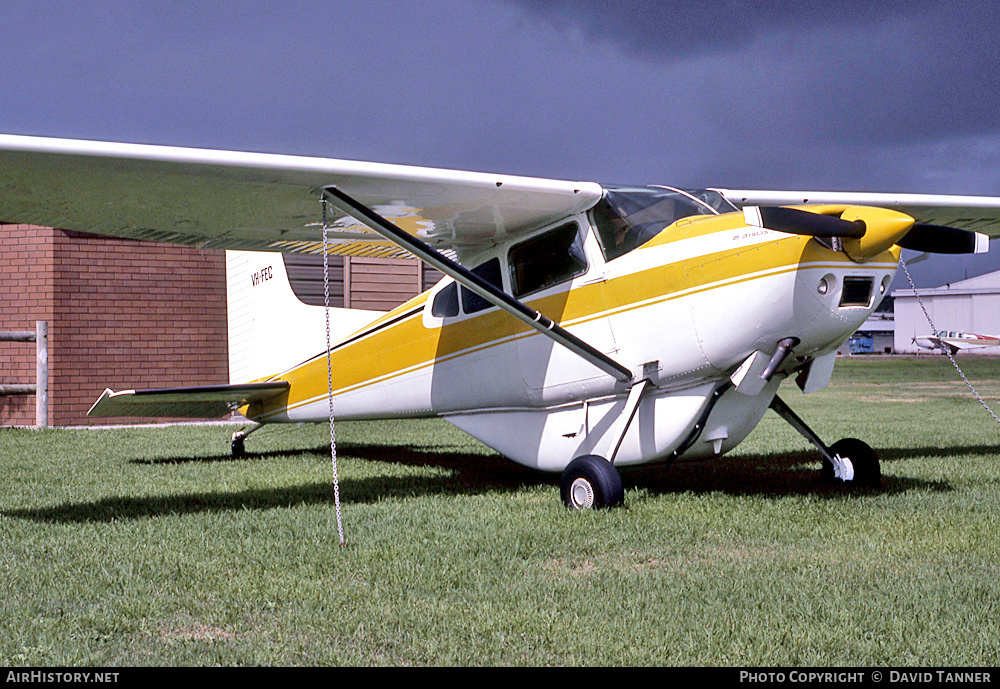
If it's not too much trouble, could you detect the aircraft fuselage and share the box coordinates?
[245,208,899,472]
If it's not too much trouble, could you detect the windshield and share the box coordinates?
[591,186,737,261]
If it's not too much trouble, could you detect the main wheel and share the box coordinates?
[560,455,624,509]
[823,438,880,488]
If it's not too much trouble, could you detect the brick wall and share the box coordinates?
[0,225,55,426]
[49,230,231,425]
[1,225,432,427]
[1,226,229,426]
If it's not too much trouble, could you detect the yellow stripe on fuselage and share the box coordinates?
[249,212,898,420]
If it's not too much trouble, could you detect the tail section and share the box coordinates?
[225,250,382,383]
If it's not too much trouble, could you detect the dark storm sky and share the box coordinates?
[3,0,999,286]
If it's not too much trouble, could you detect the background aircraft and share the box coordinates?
[913,331,1000,355]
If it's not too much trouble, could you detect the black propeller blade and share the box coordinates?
[750,206,988,255]
[753,206,866,239]
[896,223,986,254]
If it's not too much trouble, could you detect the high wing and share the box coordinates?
[5,134,1000,256]
[0,134,603,259]
[716,189,1000,239]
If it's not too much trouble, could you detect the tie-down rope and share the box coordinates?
[322,197,346,545]
[900,258,1000,427]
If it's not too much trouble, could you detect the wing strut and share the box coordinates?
[322,186,634,383]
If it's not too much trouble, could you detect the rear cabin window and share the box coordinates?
[430,281,459,317]
[509,223,587,297]
[460,258,503,314]
[429,258,505,318]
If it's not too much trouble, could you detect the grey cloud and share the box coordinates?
[503,0,1000,152]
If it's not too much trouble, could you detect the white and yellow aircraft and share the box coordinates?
[3,134,1000,508]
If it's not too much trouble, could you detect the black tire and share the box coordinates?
[823,438,880,488]
[231,436,246,459]
[560,455,624,509]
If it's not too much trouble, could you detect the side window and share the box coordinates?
[509,223,587,297]
[431,281,459,317]
[461,258,503,314]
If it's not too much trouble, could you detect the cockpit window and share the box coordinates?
[591,186,737,261]
[679,188,739,215]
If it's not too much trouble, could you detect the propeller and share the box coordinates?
[896,223,989,254]
[744,206,866,239]
[743,205,989,258]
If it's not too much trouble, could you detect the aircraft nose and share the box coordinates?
[838,207,914,263]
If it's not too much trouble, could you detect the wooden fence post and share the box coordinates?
[0,321,48,428]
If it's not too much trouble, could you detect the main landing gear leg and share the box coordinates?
[769,395,881,488]
[560,379,651,509]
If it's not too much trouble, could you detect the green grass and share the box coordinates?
[2,356,1000,666]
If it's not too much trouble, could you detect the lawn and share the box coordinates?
[2,356,999,666]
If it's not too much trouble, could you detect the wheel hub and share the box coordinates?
[569,478,595,509]
[831,453,855,482]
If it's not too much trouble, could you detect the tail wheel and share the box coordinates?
[823,438,881,488]
[560,455,624,509]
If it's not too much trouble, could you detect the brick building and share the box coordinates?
[0,224,430,427]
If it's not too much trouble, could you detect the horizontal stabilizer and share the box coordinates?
[87,382,289,419]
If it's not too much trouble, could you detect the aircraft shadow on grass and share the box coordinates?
[6,442,994,524]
